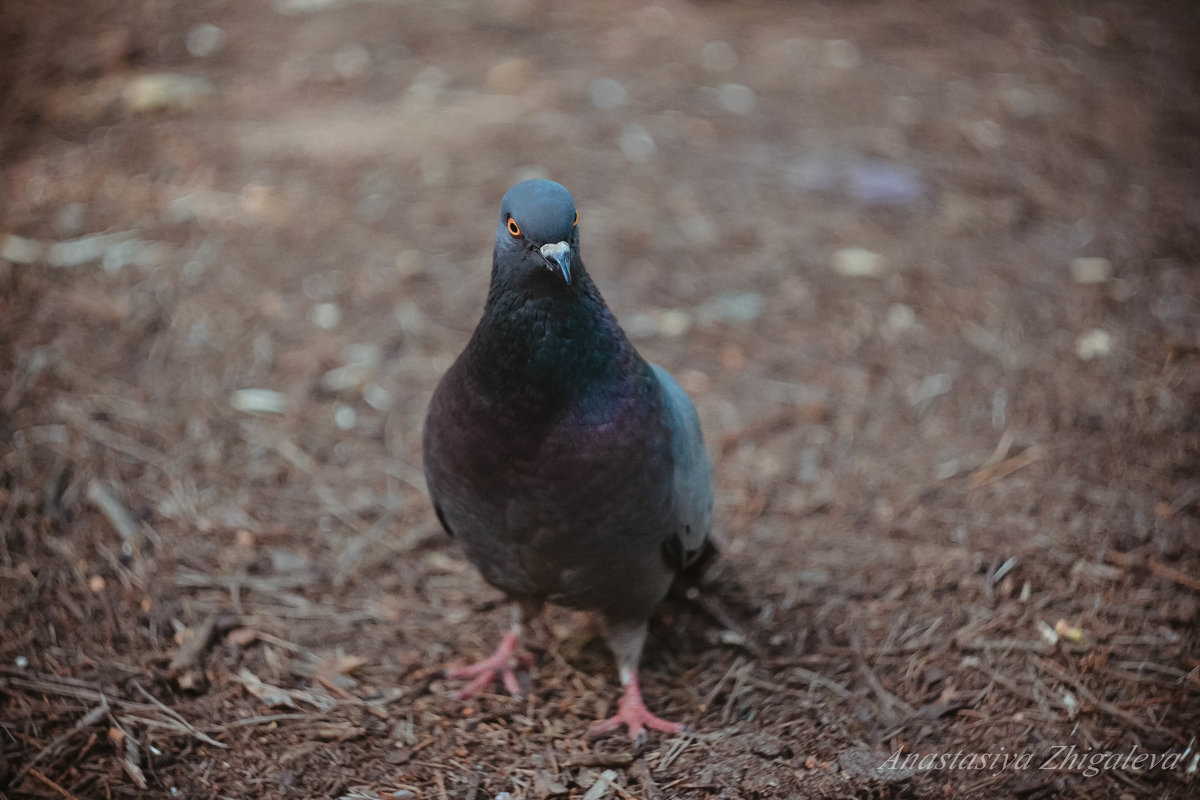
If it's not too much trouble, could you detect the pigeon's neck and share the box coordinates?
[462,265,644,408]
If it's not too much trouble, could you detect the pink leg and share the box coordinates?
[445,629,535,699]
[586,673,683,745]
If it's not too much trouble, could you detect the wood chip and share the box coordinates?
[562,752,634,768]
[169,615,218,691]
[581,769,620,800]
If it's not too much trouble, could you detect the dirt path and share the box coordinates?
[2,1,1198,798]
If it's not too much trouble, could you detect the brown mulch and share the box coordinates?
[2,1,1198,798]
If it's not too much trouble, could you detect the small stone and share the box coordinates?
[619,123,656,164]
[332,43,370,80]
[1075,328,1113,360]
[717,82,756,115]
[832,247,886,278]
[799,447,820,484]
[102,238,164,273]
[701,40,738,73]
[934,459,960,480]
[46,231,137,268]
[56,203,86,237]
[185,24,225,58]
[678,215,718,247]
[882,303,916,337]
[2,234,43,264]
[274,0,344,13]
[303,271,338,300]
[240,184,289,224]
[393,300,427,335]
[909,373,953,410]
[657,309,692,337]
[122,73,213,113]
[748,732,794,760]
[846,158,925,206]
[312,303,342,329]
[230,388,288,415]
[408,65,451,99]
[321,344,381,392]
[677,369,710,395]
[334,405,357,430]
[358,193,390,224]
[588,78,627,109]
[625,309,691,339]
[962,119,1005,149]
[825,39,861,70]
[698,291,765,324]
[581,770,619,800]
[624,313,658,340]
[486,57,534,94]
[1002,87,1038,118]
[322,364,373,393]
[343,341,382,368]
[719,344,744,370]
[29,425,68,445]
[268,546,313,574]
[1071,257,1112,284]
[363,383,392,411]
[1036,619,1059,646]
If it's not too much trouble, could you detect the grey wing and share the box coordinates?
[651,364,713,570]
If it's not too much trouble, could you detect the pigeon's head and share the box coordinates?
[495,179,579,286]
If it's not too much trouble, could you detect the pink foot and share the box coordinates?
[444,630,534,700]
[587,675,684,746]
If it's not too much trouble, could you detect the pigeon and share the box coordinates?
[423,178,714,743]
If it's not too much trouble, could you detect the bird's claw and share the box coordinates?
[586,680,684,745]
[444,630,532,700]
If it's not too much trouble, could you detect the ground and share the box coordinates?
[1,1,1199,798]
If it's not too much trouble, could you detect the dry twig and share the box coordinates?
[969,444,1045,488]
[130,681,226,748]
[1147,557,1200,592]
[85,479,146,553]
[1036,657,1156,733]
[562,751,635,768]
[29,768,80,800]
[12,700,109,787]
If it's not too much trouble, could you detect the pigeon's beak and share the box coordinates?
[539,241,572,285]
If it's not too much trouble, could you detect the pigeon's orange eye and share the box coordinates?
[573,211,579,226]
[507,218,521,237]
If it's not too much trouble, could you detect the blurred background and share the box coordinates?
[2,1,1198,798]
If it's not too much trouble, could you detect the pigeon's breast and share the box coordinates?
[425,369,680,615]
